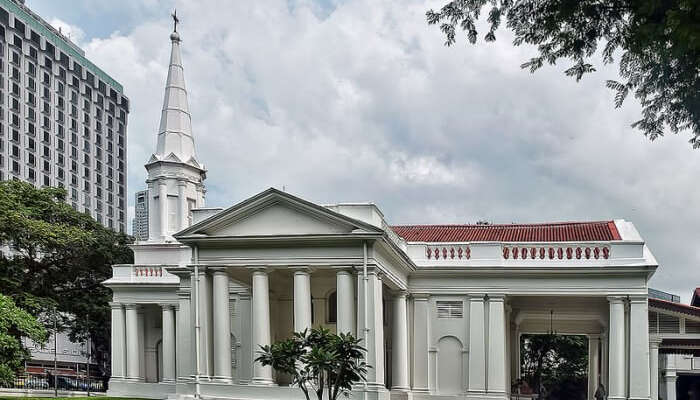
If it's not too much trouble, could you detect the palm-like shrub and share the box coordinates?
[256,327,368,400]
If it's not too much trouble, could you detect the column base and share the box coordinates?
[161,379,177,384]
[628,397,651,400]
[608,397,626,400]
[250,377,276,386]
[211,376,233,384]
[391,385,410,392]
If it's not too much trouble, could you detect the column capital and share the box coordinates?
[292,266,312,275]
[628,294,648,303]
[487,293,506,302]
[109,302,124,310]
[393,290,408,299]
[161,304,176,311]
[249,267,269,276]
[588,333,601,340]
[158,179,167,186]
[334,267,354,276]
[607,295,626,304]
[411,293,430,301]
[124,303,140,311]
[210,268,229,277]
[469,294,487,301]
[649,336,663,347]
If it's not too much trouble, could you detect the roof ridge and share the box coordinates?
[391,220,614,229]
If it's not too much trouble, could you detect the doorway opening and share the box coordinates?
[518,334,589,400]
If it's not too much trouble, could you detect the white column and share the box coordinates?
[198,270,214,379]
[212,270,232,382]
[588,334,600,400]
[147,182,157,240]
[391,291,409,391]
[357,270,385,390]
[468,295,486,395]
[125,304,142,381]
[649,338,661,400]
[110,303,126,380]
[162,304,176,383]
[487,295,507,396]
[137,308,145,380]
[293,269,312,332]
[158,180,168,238]
[412,295,430,392]
[664,372,677,400]
[176,287,192,381]
[178,180,187,231]
[251,270,274,385]
[629,296,650,400]
[336,270,355,335]
[608,296,626,400]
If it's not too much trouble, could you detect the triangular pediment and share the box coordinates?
[164,152,182,163]
[175,188,384,239]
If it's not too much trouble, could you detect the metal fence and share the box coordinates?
[4,373,106,392]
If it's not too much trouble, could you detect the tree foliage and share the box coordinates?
[427,0,700,147]
[0,180,133,376]
[0,293,47,385]
[256,327,368,400]
[520,334,588,399]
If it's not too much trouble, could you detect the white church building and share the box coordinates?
[105,25,700,400]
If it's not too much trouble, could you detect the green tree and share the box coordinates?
[520,334,588,399]
[0,180,133,375]
[256,327,368,400]
[0,293,47,385]
[427,0,700,148]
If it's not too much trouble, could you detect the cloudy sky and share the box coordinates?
[28,0,700,302]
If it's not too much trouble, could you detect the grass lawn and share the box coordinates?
[0,398,149,400]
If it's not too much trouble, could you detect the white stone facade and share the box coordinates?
[104,26,672,400]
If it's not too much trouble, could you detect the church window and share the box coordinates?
[436,301,463,319]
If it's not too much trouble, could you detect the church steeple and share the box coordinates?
[144,15,206,242]
[151,17,200,168]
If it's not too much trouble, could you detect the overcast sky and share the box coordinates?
[28,0,700,303]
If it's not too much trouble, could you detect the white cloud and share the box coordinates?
[48,18,85,45]
[66,0,700,302]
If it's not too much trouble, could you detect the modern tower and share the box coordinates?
[144,23,205,242]
[132,189,149,241]
[0,0,129,232]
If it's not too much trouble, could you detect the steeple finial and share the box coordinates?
[171,9,179,32]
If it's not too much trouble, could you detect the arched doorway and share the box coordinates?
[437,336,463,394]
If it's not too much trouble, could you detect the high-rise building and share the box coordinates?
[0,0,129,232]
[132,189,148,240]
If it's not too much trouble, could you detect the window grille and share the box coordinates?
[686,319,700,334]
[437,301,463,319]
[658,313,680,334]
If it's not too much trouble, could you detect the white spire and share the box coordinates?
[150,26,201,169]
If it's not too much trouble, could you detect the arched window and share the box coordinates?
[328,291,337,324]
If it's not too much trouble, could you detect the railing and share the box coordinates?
[2,373,106,392]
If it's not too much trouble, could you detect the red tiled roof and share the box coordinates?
[391,221,621,243]
[649,298,700,318]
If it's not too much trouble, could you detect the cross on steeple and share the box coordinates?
[171,9,179,33]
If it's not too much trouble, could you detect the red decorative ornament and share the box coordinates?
[521,248,527,259]
[602,247,610,259]
[427,247,432,259]
[442,247,448,259]
[585,247,591,259]
[465,247,471,259]
[557,248,564,259]
[576,247,582,259]
[434,248,440,259]
[539,247,545,259]
[450,248,455,259]
[530,248,537,259]
[594,247,600,259]
[566,247,573,259]
[458,248,463,259]
[548,247,555,259]
[503,247,510,259]
[513,247,519,259]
